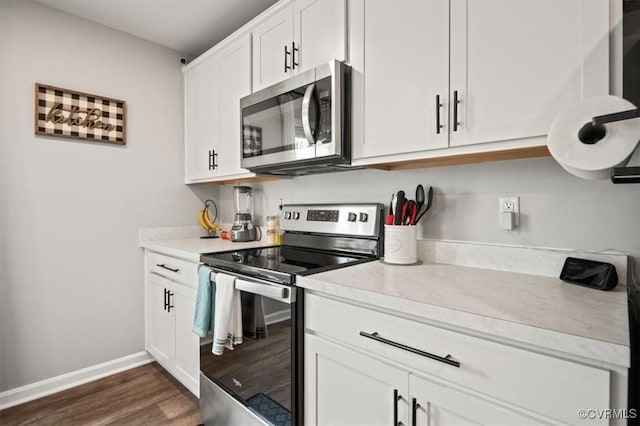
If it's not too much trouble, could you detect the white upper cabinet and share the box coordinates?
[352,0,609,162]
[216,37,253,177]
[184,54,219,182]
[351,0,449,159]
[252,0,346,91]
[449,0,609,147]
[183,34,254,183]
[293,0,347,74]
[252,6,294,91]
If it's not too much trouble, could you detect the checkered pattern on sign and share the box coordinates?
[35,84,126,144]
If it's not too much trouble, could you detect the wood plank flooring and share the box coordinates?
[0,362,200,426]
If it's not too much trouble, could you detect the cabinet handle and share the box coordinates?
[163,288,168,311]
[411,398,421,426]
[292,42,299,69]
[435,94,443,134]
[393,389,403,426]
[167,292,174,313]
[453,90,460,132]
[208,150,218,170]
[156,263,179,273]
[284,45,291,72]
[360,331,460,368]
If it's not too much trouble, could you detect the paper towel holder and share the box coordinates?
[584,107,640,183]
[549,99,640,184]
[578,108,640,145]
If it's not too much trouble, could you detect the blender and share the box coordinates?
[230,186,258,242]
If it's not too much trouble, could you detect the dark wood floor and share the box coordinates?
[0,362,200,426]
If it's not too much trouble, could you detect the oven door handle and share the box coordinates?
[235,278,290,302]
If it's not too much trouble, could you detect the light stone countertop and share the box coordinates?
[140,229,630,367]
[139,225,269,262]
[297,259,630,368]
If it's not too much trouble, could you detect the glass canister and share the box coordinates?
[266,215,282,244]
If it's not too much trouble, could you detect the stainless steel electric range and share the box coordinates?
[199,203,384,426]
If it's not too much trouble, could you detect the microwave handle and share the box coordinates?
[302,83,317,145]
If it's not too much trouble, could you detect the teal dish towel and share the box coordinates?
[193,265,216,337]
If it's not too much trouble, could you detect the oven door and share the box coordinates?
[240,60,345,172]
[200,272,303,426]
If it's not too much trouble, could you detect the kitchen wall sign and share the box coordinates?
[34,83,126,145]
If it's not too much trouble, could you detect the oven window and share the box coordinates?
[200,292,293,421]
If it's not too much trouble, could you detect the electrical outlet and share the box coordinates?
[499,196,519,227]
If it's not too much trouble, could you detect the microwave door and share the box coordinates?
[241,85,316,170]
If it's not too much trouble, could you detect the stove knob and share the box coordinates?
[284,211,292,220]
[359,212,368,222]
[348,212,357,222]
[293,211,300,220]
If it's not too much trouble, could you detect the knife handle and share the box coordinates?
[394,193,406,225]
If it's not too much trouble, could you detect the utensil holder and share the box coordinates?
[383,225,417,264]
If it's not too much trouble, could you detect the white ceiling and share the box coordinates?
[35,0,278,57]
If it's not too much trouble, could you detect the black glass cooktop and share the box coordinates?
[201,245,376,286]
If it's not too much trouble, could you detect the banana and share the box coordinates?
[198,209,213,233]
[203,208,222,232]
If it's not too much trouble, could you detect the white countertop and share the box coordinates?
[139,225,269,262]
[140,229,630,367]
[141,237,269,262]
[298,259,630,368]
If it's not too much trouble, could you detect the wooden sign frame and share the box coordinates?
[34,83,126,145]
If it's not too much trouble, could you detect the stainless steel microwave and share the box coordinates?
[240,60,351,176]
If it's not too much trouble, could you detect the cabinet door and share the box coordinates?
[449,0,609,147]
[409,374,543,426]
[252,6,294,91]
[216,35,254,178]
[352,0,449,160]
[293,0,346,74]
[173,284,200,396]
[184,54,219,182]
[305,334,409,426]
[147,274,174,366]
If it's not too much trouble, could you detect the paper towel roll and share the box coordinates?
[547,95,640,180]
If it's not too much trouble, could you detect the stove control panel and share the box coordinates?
[281,204,383,237]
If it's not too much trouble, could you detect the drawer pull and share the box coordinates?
[156,263,179,273]
[359,331,460,368]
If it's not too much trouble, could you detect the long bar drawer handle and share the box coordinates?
[359,331,460,368]
[156,264,179,273]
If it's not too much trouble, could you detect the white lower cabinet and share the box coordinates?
[305,292,612,426]
[409,373,540,426]
[145,251,200,396]
[305,334,408,426]
[306,335,539,426]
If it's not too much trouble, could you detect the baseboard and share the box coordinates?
[0,351,153,410]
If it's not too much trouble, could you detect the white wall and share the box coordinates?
[0,1,212,392]
[217,157,639,270]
